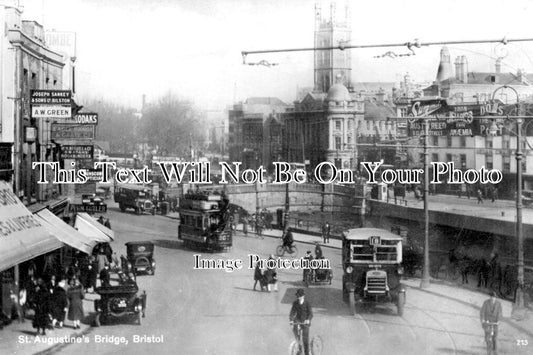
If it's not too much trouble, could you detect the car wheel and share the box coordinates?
[276,245,285,257]
[119,203,126,212]
[147,268,154,276]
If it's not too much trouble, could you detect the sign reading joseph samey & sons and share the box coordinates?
[30,90,72,119]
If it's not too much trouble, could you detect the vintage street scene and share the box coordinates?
[0,0,533,354]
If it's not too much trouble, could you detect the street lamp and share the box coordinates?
[489,85,527,318]
[419,119,430,289]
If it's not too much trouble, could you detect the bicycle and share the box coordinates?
[276,244,298,257]
[483,321,498,355]
[289,322,323,355]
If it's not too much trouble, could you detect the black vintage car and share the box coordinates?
[125,241,156,275]
[93,281,147,326]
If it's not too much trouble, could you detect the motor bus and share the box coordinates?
[342,228,406,316]
[114,184,155,215]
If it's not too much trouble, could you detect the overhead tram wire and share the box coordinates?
[241,37,533,64]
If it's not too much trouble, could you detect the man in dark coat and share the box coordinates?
[99,264,111,287]
[32,280,51,335]
[480,291,502,352]
[290,289,313,355]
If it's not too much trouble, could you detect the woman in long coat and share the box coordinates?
[32,280,51,335]
[51,281,68,328]
[67,277,84,329]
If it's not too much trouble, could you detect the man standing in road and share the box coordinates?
[290,289,313,355]
[480,291,502,353]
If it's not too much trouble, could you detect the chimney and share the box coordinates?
[376,88,385,103]
[495,58,502,74]
[455,56,468,83]
[436,46,452,82]
[454,56,462,82]
[461,56,468,83]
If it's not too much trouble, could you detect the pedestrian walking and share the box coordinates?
[253,263,265,291]
[324,222,330,244]
[289,289,313,355]
[51,281,68,328]
[303,251,313,282]
[491,187,498,203]
[480,291,502,353]
[265,255,278,292]
[477,188,484,204]
[242,217,248,236]
[32,279,51,335]
[315,242,323,259]
[104,218,112,229]
[67,277,84,329]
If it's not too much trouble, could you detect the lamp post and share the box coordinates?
[420,119,430,288]
[489,85,526,318]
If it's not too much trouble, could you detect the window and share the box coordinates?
[446,153,452,162]
[366,121,371,130]
[447,136,453,147]
[486,162,493,169]
[460,137,466,147]
[335,136,341,150]
[460,154,467,168]
[335,120,341,131]
[485,137,493,148]
[432,136,439,146]
[432,153,439,162]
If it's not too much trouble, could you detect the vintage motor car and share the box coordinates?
[342,228,406,316]
[304,258,333,287]
[93,280,147,326]
[125,241,156,275]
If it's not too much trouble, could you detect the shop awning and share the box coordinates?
[35,209,97,255]
[74,212,114,242]
[0,181,63,272]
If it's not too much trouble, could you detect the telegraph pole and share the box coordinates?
[420,120,430,288]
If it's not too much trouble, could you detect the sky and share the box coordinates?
[18,0,533,114]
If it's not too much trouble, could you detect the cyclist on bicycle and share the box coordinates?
[290,288,313,355]
[480,291,502,352]
[283,228,294,249]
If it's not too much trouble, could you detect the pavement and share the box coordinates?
[0,287,101,355]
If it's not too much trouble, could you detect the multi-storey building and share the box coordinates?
[283,81,364,172]
[228,97,288,170]
[0,5,65,201]
[407,47,533,196]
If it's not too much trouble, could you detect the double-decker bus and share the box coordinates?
[178,190,232,251]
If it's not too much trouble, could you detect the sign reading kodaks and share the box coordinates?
[74,113,98,125]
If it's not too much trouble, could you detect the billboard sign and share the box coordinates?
[73,113,98,125]
[51,124,95,140]
[44,31,76,60]
[60,145,94,160]
[30,90,71,105]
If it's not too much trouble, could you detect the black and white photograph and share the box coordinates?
[0,0,533,354]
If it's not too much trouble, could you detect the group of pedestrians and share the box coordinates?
[253,255,278,292]
[27,275,85,335]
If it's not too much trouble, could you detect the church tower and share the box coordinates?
[314,2,352,93]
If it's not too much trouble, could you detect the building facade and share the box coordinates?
[228,97,288,170]
[0,5,65,202]
[283,82,364,175]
